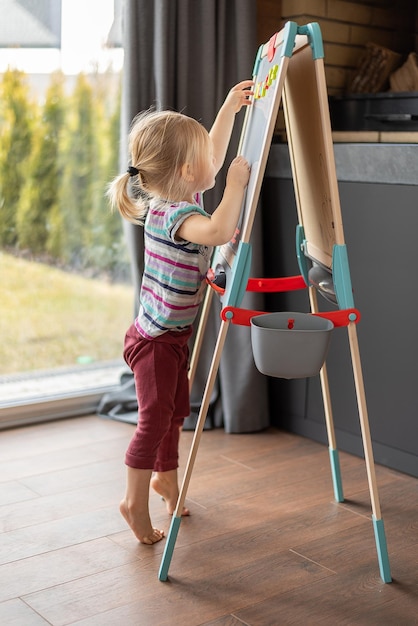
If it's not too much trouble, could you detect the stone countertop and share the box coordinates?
[266,142,418,186]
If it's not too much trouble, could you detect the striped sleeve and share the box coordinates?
[167,203,209,243]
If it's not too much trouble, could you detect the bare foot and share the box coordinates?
[119,499,165,544]
[150,470,190,517]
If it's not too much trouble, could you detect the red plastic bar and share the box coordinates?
[221,307,266,326]
[221,306,361,327]
[206,272,307,296]
[246,275,307,292]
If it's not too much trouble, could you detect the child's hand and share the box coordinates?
[226,156,251,188]
[225,80,254,113]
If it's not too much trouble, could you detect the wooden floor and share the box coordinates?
[1,416,418,626]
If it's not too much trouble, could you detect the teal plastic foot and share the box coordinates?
[329,447,344,503]
[158,515,182,581]
[372,515,392,583]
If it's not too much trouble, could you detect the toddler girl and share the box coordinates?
[107,80,253,544]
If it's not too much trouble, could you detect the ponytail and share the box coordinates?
[106,171,149,224]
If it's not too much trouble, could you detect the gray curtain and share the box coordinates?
[114,0,269,433]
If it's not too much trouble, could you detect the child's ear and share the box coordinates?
[181,163,194,182]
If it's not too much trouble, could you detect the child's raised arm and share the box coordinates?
[209,80,254,174]
[176,155,250,247]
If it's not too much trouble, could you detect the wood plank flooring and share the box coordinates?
[0,415,417,625]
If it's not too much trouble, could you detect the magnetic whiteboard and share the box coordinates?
[211,23,296,302]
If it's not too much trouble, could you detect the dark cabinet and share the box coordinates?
[261,143,418,478]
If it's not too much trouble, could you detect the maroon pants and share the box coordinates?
[123,323,192,472]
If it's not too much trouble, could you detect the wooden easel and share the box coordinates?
[159,22,391,584]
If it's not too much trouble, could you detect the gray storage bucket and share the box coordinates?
[250,312,334,379]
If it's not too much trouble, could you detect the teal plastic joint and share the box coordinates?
[282,21,298,58]
[329,447,344,503]
[297,22,324,60]
[253,44,263,76]
[295,225,310,286]
[223,241,252,309]
[158,515,182,581]
[372,516,392,583]
[332,244,355,309]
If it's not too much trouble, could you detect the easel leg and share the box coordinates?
[188,286,214,391]
[321,360,344,503]
[159,319,230,581]
[347,322,392,583]
[309,288,344,502]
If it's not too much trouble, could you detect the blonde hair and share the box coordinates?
[107,110,210,224]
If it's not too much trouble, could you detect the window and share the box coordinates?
[0,0,130,427]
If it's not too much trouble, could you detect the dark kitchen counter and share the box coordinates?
[266,141,418,185]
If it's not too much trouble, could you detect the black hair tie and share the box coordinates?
[127,165,139,177]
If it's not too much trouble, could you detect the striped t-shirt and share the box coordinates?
[135,194,213,340]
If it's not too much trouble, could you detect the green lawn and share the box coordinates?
[0,251,134,375]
